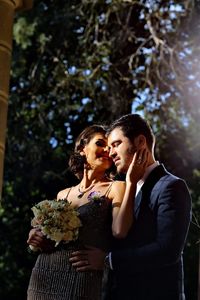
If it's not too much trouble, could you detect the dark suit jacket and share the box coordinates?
[104,164,192,300]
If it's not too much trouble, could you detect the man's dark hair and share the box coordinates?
[107,114,155,151]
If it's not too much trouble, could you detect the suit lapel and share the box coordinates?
[134,189,143,216]
[134,164,168,218]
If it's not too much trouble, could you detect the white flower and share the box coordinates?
[29,199,82,251]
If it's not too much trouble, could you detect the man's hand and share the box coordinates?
[27,227,55,252]
[69,246,107,271]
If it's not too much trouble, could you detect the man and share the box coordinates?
[70,114,192,300]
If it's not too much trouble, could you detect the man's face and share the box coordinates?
[108,127,137,174]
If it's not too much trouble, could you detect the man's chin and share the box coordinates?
[115,164,126,180]
[116,165,126,174]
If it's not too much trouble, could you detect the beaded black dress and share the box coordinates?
[27,188,112,300]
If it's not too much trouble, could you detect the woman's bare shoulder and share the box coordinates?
[112,180,126,189]
[57,187,71,200]
[109,180,126,199]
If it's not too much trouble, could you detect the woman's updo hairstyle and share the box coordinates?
[69,125,108,179]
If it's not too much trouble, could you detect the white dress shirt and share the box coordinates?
[136,161,160,196]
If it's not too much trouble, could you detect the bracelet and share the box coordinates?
[104,254,111,269]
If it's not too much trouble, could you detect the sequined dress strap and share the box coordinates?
[64,187,73,201]
[103,181,114,197]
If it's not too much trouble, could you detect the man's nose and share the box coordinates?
[109,147,116,158]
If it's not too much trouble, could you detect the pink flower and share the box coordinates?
[87,191,102,202]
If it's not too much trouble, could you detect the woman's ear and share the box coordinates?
[77,141,86,156]
[79,149,85,156]
[134,135,146,149]
[76,138,86,155]
[79,144,88,157]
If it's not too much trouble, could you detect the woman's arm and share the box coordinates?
[110,149,148,238]
[111,180,135,238]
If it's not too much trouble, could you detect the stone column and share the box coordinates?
[0,0,33,200]
[199,242,200,300]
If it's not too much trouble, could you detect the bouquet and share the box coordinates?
[29,199,82,252]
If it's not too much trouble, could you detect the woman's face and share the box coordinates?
[82,133,113,171]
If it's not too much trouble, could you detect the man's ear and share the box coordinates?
[134,135,146,149]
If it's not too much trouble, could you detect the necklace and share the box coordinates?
[77,174,106,199]
[77,183,95,198]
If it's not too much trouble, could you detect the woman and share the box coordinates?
[27,124,147,300]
